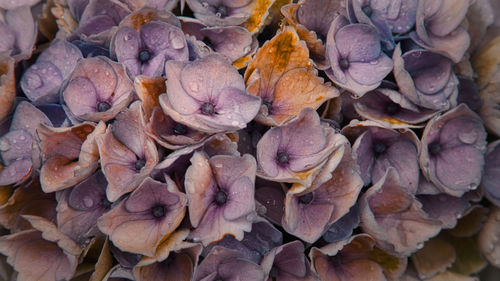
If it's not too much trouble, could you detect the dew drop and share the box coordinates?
[83,196,94,208]
[190,82,199,92]
[458,131,478,144]
[169,32,185,49]
[0,139,9,151]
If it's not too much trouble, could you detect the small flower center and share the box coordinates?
[386,102,400,115]
[139,50,151,62]
[374,142,387,156]
[298,192,313,204]
[135,159,146,171]
[215,5,228,17]
[276,151,290,166]
[201,102,215,115]
[215,190,227,205]
[97,101,111,112]
[173,123,187,135]
[362,5,373,17]
[151,205,166,218]
[428,142,441,156]
[339,58,350,70]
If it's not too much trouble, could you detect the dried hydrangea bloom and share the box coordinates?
[342,121,421,193]
[56,171,112,244]
[146,107,209,150]
[62,56,134,122]
[310,234,406,281]
[411,236,457,280]
[97,102,158,202]
[186,0,255,27]
[185,152,257,246]
[193,246,265,281]
[245,26,338,126]
[111,8,189,78]
[205,218,283,263]
[160,54,261,133]
[0,215,82,281]
[0,6,36,61]
[281,0,345,69]
[180,17,256,63]
[393,45,458,111]
[482,140,500,206]
[256,108,346,186]
[133,242,202,281]
[359,168,442,256]
[97,177,187,256]
[417,192,472,229]
[282,150,363,243]
[325,15,393,97]
[261,240,318,281]
[37,121,105,193]
[72,0,145,43]
[153,132,240,186]
[21,39,83,104]
[0,101,52,186]
[0,54,15,121]
[420,104,487,197]
[409,0,471,63]
[350,0,418,34]
[0,180,57,232]
[353,86,438,128]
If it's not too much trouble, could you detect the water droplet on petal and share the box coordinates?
[458,131,478,144]
[190,82,199,92]
[0,139,10,151]
[169,32,185,49]
[83,196,94,208]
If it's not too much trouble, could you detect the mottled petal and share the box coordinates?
[22,39,82,104]
[98,177,187,256]
[0,181,56,232]
[359,168,441,256]
[62,57,134,122]
[420,104,487,196]
[193,246,265,281]
[56,171,111,244]
[244,26,311,105]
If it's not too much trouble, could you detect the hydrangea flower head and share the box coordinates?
[160,54,261,133]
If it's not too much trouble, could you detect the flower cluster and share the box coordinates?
[0,0,499,280]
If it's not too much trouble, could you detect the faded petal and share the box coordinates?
[0,216,81,281]
[193,246,265,281]
[420,104,487,197]
[97,177,187,257]
[359,168,441,256]
[62,57,134,122]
